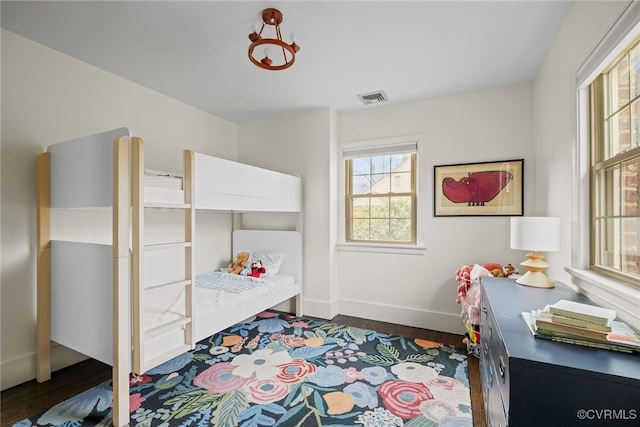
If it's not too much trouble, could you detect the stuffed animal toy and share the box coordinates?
[248,260,266,278]
[503,263,517,277]
[455,264,492,326]
[227,252,249,275]
[484,263,505,277]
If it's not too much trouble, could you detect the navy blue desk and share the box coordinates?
[479,277,640,427]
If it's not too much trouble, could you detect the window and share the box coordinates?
[590,37,640,288]
[344,143,417,244]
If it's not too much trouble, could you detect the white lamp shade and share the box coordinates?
[510,217,560,252]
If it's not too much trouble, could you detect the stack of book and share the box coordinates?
[522,299,640,353]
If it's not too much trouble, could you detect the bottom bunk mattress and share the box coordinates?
[144,271,300,343]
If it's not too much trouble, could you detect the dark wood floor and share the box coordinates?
[1,314,485,427]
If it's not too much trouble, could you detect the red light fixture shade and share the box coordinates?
[248,8,300,71]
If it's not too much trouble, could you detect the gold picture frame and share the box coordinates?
[434,159,523,217]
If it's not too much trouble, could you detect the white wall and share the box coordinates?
[337,83,535,334]
[238,109,338,319]
[0,30,238,390]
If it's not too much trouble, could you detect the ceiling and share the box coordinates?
[1,1,572,124]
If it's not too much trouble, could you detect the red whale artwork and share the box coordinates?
[442,170,513,206]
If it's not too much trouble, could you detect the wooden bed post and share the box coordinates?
[36,152,51,383]
[113,137,131,427]
[131,137,144,375]
[184,150,196,350]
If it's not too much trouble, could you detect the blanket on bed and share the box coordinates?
[196,271,264,293]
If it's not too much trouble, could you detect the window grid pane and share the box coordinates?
[352,175,371,195]
[601,166,621,217]
[632,100,639,150]
[606,107,631,158]
[370,173,390,194]
[622,160,640,216]
[608,55,629,114]
[632,43,640,99]
[622,217,640,275]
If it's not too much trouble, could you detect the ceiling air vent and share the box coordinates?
[357,90,388,105]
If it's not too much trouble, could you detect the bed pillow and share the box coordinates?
[249,251,284,277]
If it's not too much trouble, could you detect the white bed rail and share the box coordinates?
[194,153,300,212]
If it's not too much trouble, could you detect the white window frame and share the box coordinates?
[568,2,640,329]
[337,134,426,254]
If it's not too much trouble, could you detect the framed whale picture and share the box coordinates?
[434,159,523,217]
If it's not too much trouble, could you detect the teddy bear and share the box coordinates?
[227,252,249,275]
[484,263,505,277]
[248,259,266,278]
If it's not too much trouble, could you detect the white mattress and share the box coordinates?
[144,169,183,189]
[143,170,185,204]
[143,273,297,334]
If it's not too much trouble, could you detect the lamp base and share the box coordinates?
[516,252,554,288]
[516,271,554,288]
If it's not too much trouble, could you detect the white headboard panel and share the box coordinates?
[194,153,300,212]
[47,127,131,208]
[232,230,301,281]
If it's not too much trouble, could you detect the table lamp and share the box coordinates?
[510,217,560,288]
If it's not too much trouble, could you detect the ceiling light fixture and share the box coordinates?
[248,8,300,71]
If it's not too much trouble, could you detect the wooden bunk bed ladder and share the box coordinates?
[131,139,195,375]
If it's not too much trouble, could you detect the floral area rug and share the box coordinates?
[15,312,472,426]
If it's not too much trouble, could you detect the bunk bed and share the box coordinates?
[37,128,302,427]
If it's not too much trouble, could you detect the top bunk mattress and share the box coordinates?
[143,169,185,205]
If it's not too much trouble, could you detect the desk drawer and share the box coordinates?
[489,335,510,412]
[480,288,510,423]
[486,362,507,427]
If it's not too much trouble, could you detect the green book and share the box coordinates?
[551,313,612,332]
[549,299,616,326]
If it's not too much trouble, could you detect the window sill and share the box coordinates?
[336,242,426,255]
[565,267,640,331]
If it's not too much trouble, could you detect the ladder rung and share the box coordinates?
[146,316,191,338]
[146,279,192,292]
[144,242,192,251]
[144,202,191,209]
[143,344,192,373]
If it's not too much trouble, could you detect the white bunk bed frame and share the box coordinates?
[36,128,303,427]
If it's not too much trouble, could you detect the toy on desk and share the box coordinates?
[483,263,518,278]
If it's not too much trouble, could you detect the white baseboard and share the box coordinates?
[337,298,464,335]
[302,297,339,320]
[1,344,88,391]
